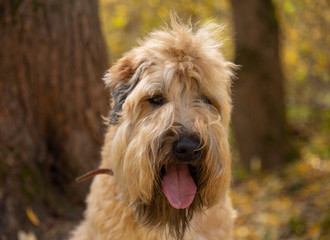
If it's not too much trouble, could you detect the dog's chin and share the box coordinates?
[132,164,204,240]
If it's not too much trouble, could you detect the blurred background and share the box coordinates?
[0,0,329,239]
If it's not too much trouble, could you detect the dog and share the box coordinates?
[70,18,236,240]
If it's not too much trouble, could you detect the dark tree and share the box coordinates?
[0,0,108,239]
[231,0,293,170]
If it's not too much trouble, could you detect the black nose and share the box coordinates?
[173,136,203,162]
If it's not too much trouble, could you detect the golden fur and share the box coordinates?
[70,18,236,240]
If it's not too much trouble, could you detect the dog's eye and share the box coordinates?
[201,96,212,105]
[148,95,166,106]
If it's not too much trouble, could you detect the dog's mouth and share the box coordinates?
[161,164,197,209]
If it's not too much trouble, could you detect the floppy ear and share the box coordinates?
[103,54,135,90]
[103,54,148,124]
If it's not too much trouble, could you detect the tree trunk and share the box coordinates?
[0,0,108,239]
[231,0,292,170]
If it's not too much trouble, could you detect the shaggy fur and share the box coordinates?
[70,18,236,240]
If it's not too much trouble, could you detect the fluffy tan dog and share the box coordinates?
[70,18,236,240]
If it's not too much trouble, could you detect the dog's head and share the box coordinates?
[103,19,235,239]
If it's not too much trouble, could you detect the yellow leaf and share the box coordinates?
[309,223,320,235]
[26,207,40,227]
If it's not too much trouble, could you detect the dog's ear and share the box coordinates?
[103,54,147,124]
[103,54,135,90]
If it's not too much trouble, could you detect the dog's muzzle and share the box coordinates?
[160,135,204,210]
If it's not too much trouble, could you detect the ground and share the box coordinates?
[232,154,330,240]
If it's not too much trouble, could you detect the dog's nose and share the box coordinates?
[173,136,203,162]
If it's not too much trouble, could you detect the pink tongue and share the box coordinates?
[162,164,197,209]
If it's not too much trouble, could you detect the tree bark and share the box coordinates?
[0,0,108,239]
[231,0,292,170]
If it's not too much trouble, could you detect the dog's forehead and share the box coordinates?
[138,61,201,97]
[137,57,223,100]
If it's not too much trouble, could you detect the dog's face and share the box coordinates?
[103,21,234,239]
